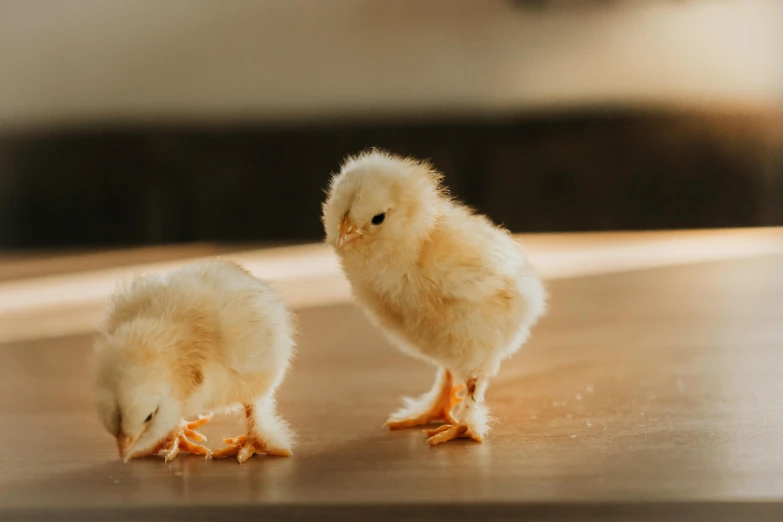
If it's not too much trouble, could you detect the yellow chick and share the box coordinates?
[322,149,547,445]
[92,259,296,463]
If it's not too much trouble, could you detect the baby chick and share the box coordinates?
[322,149,547,445]
[92,259,296,463]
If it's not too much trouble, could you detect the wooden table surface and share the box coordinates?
[1,236,782,521]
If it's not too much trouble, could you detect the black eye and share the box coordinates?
[145,407,158,423]
[371,212,386,226]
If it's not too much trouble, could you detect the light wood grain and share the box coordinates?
[2,228,782,344]
[1,247,782,520]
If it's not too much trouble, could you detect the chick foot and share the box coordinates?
[385,369,463,429]
[423,377,489,446]
[386,385,462,429]
[212,433,292,463]
[423,423,483,445]
[131,416,212,462]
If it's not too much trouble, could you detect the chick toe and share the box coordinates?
[210,437,243,460]
[186,415,212,430]
[212,433,291,463]
[131,417,212,461]
[157,432,211,462]
[422,424,454,437]
[183,427,207,442]
[386,378,463,430]
[425,424,483,446]
[223,434,246,446]
[177,438,211,457]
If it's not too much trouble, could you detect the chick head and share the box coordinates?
[92,319,183,462]
[322,149,445,254]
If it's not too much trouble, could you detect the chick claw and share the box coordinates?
[212,434,292,464]
[423,423,483,446]
[385,384,463,430]
[131,416,212,462]
[182,416,210,442]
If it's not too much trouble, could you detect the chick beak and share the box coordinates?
[116,433,136,463]
[336,219,362,248]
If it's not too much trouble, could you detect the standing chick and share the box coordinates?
[322,150,547,445]
[92,259,295,463]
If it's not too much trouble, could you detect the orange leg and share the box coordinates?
[131,416,212,462]
[212,404,293,464]
[424,377,486,446]
[423,424,482,445]
[385,369,463,430]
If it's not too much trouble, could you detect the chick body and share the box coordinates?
[93,259,295,462]
[323,150,547,444]
[345,203,543,376]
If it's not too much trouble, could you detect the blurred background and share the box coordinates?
[0,0,781,250]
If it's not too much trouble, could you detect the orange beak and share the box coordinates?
[116,432,137,463]
[336,218,362,248]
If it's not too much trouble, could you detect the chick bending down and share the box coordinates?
[322,150,547,445]
[92,260,296,463]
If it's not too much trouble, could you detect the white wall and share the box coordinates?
[0,0,780,130]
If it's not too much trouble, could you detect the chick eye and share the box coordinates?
[145,407,158,423]
[371,212,386,226]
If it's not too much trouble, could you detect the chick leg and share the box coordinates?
[212,399,294,463]
[424,376,489,445]
[131,416,212,461]
[385,367,463,430]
